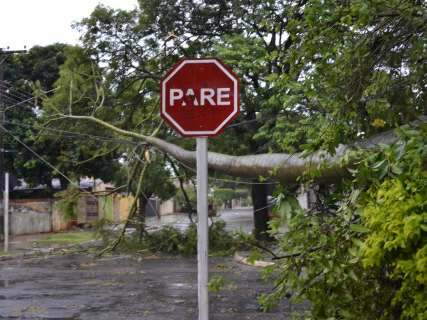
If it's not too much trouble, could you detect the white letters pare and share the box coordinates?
[169,88,231,107]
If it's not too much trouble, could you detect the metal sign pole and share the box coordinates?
[4,172,9,252]
[196,137,209,320]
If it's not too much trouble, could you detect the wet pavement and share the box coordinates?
[0,253,303,319]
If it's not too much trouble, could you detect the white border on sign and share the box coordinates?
[162,59,239,136]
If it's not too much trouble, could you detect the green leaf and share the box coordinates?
[350,224,370,233]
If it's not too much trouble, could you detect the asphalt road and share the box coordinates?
[0,253,304,319]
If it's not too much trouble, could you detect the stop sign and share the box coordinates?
[160,58,240,137]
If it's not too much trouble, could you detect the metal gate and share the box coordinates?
[86,196,98,221]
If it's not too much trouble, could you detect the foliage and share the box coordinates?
[260,126,427,319]
[261,0,426,154]
[208,220,238,256]
[359,127,427,320]
[54,185,80,220]
[41,46,123,186]
[208,275,226,293]
[114,220,239,256]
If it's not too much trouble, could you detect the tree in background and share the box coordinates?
[2,44,126,190]
[2,44,68,188]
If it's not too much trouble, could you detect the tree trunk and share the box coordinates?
[138,194,148,241]
[251,182,271,241]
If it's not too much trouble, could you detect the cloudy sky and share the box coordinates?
[0,0,138,50]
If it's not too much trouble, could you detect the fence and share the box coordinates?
[1,193,177,236]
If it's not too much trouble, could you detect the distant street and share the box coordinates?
[146,208,254,234]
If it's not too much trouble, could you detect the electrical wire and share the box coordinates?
[0,81,33,98]
[0,124,97,200]
[4,87,56,111]
[0,84,33,101]
[0,92,36,111]
[4,96,36,111]
[4,121,142,146]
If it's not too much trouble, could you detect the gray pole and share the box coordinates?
[0,52,4,248]
[197,137,209,320]
[3,172,8,252]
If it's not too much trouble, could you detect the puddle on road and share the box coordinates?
[168,282,193,289]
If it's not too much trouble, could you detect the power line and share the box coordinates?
[4,87,56,111]
[4,120,142,146]
[1,94,36,111]
[1,49,27,207]
[0,80,33,96]
[4,96,37,111]
[0,124,98,200]
[0,92,36,111]
[0,83,33,101]
[0,124,77,187]
[227,118,259,128]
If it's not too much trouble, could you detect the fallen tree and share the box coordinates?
[55,114,427,183]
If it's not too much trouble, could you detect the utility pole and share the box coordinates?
[0,48,26,252]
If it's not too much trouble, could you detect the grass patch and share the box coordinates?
[36,231,95,245]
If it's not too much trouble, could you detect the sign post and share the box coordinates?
[161,58,240,320]
[4,172,9,252]
[196,137,208,320]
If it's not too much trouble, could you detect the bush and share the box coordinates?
[55,186,80,220]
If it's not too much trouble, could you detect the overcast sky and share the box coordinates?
[0,0,138,50]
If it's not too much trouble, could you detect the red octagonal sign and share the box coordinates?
[161,58,240,137]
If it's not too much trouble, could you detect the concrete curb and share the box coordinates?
[0,239,103,262]
[233,251,275,268]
